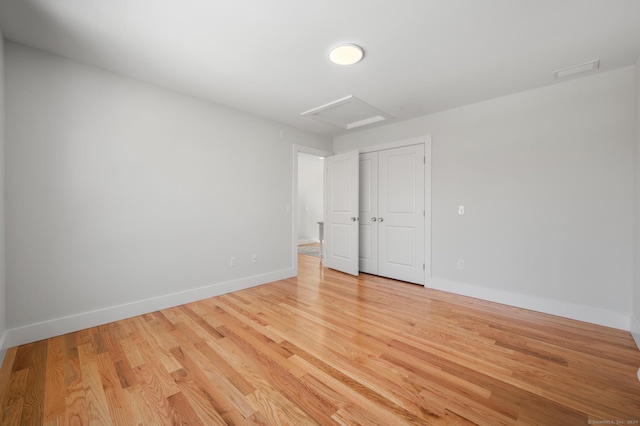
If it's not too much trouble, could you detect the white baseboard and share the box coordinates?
[631,314,640,351]
[298,239,319,245]
[2,268,294,350]
[426,278,630,331]
[0,330,7,366]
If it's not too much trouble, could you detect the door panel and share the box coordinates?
[385,154,416,213]
[324,151,359,276]
[384,226,416,266]
[358,152,378,274]
[378,145,425,284]
[331,223,354,259]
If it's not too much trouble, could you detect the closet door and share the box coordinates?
[358,152,378,274]
[378,144,425,284]
[324,151,360,276]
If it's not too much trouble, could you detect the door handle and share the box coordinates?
[371,217,377,222]
[351,217,358,222]
[378,217,384,222]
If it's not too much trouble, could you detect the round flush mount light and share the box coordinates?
[329,44,364,65]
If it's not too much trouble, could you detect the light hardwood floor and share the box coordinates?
[1,254,639,425]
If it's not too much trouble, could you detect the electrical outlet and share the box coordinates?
[251,254,257,263]
[458,205,465,215]
[457,259,464,270]
[230,257,237,267]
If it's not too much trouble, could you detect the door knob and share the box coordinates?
[351,217,358,222]
[371,217,377,222]
[378,217,384,222]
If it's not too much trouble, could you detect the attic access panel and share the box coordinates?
[301,95,394,130]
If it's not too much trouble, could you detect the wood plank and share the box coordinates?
[168,335,257,420]
[125,384,161,425]
[1,367,28,424]
[169,367,229,425]
[63,335,88,426]
[77,342,112,425]
[43,335,66,424]
[0,347,18,408]
[96,351,137,424]
[167,391,205,425]
[20,339,47,424]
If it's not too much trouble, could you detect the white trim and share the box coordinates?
[2,268,294,349]
[358,135,429,154]
[424,136,432,282]
[294,145,332,159]
[426,277,630,331]
[0,331,7,366]
[631,314,640,351]
[292,144,332,277]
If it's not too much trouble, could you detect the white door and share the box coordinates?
[359,152,378,274]
[324,151,360,276]
[378,144,425,284]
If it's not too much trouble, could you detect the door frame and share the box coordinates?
[350,135,432,284]
[292,144,333,276]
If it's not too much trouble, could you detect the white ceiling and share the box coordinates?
[1,0,640,137]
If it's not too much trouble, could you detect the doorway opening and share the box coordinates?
[292,145,332,275]
[297,152,324,257]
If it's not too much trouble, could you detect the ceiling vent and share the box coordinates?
[553,59,600,79]
[301,95,394,130]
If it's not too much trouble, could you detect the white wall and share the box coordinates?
[3,42,331,347]
[633,57,640,348]
[0,30,7,363]
[335,67,636,330]
[297,153,323,244]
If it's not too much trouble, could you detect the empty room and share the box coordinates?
[0,1,640,424]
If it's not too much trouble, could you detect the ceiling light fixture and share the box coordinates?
[329,44,364,65]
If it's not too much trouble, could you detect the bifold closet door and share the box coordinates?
[377,144,425,284]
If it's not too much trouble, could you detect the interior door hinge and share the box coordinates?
[423,210,425,217]
[424,156,426,164]
[422,262,425,270]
